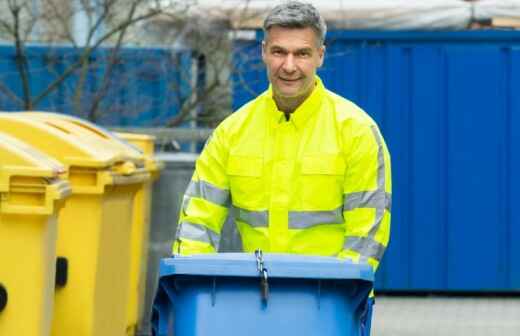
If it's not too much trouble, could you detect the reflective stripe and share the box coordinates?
[369,125,388,238]
[372,126,386,191]
[186,180,230,207]
[177,221,220,250]
[233,207,268,227]
[233,206,344,229]
[343,190,392,212]
[343,236,386,261]
[288,207,344,229]
[181,195,190,215]
[342,126,389,260]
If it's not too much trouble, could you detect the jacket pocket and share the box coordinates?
[299,154,345,209]
[226,155,264,207]
[301,154,345,175]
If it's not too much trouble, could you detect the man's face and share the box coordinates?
[262,26,325,99]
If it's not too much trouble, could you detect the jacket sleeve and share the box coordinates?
[172,125,230,255]
[338,121,392,272]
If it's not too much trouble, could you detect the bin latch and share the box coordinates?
[254,249,269,303]
[55,257,68,288]
[0,283,7,312]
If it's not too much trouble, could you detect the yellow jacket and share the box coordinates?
[173,77,391,272]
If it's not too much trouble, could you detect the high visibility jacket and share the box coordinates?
[173,77,391,272]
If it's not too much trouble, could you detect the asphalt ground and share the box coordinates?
[371,296,520,336]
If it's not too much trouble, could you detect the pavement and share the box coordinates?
[371,296,520,336]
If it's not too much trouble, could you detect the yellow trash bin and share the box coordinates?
[115,132,164,335]
[0,132,71,336]
[0,114,149,336]
[20,112,161,336]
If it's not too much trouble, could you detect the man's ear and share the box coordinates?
[318,45,326,67]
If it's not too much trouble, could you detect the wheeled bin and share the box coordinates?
[0,132,71,336]
[20,112,161,336]
[114,132,164,336]
[0,114,149,336]
[153,253,374,336]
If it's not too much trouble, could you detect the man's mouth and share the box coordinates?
[279,77,301,82]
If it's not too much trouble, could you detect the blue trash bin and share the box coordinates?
[152,253,374,336]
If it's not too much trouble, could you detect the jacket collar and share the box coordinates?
[264,76,325,129]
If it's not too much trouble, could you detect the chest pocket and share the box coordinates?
[226,155,264,208]
[300,154,345,209]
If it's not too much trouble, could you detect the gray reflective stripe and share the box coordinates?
[233,206,344,229]
[181,195,190,215]
[371,125,386,191]
[343,190,392,212]
[369,126,388,239]
[344,236,386,261]
[233,207,268,227]
[342,126,389,261]
[186,180,230,207]
[177,221,220,250]
[288,207,344,229]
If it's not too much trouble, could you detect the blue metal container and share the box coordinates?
[152,253,373,336]
[232,30,520,292]
[0,44,192,126]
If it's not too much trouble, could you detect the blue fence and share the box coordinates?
[0,45,192,126]
[233,30,520,292]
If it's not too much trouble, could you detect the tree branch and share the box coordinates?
[0,81,24,106]
[87,0,140,121]
[10,0,33,109]
[167,78,222,127]
[32,2,162,107]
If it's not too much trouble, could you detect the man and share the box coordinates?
[173,2,390,326]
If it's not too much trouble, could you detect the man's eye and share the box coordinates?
[297,51,311,57]
[272,50,284,55]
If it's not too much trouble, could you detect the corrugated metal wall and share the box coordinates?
[0,45,192,126]
[233,30,520,292]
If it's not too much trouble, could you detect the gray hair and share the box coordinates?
[263,1,327,46]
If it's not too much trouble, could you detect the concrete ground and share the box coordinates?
[371,296,520,336]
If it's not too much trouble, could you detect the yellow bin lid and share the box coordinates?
[21,112,146,167]
[0,113,125,169]
[0,132,71,214]
[115,132,165,175]
[114,132,155,156]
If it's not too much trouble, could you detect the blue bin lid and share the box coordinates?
[160,253,373,282]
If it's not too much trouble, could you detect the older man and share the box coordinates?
[173,2,391,332]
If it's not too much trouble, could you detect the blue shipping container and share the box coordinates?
[232,30,520,292]
[0,45,192,126]
[153,253,373,336]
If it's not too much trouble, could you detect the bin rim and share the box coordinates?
[160,253,374,282]
[114,132,155,142]
[1,176,71,215]
[0,132,69,194]
[0,167,65,194]
[106,168,151,186]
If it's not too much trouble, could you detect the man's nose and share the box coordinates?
[282,54,296,73]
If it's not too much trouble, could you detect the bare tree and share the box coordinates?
[0,0,181,121]
[0,0,266,128]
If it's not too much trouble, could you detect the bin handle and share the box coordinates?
[0,283,7,312]
[254,250,269,303]
[55,257,68,288]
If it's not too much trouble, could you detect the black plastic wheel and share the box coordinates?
[0,283,7,312]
